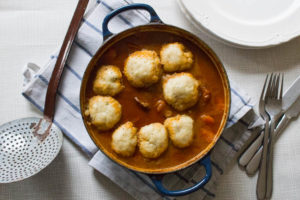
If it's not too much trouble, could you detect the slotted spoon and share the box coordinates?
[0,0,89,183]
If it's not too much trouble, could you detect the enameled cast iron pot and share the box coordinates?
[80,4,231,196]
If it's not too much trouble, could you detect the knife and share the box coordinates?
[245,95,300,175]
[239,76,300,168]
[248,75,300,129]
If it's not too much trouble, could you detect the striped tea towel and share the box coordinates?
[22,0,257,199]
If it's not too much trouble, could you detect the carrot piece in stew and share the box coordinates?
[200,114,215,125]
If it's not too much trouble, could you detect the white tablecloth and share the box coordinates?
[1,0,300,199]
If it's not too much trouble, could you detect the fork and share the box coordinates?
[256,74,271,200]
[264,73,284,199]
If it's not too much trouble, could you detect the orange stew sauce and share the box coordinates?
[85,31,225,170]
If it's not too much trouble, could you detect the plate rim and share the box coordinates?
[178,0,300,48]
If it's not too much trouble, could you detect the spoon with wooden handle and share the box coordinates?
[0,0,89,183]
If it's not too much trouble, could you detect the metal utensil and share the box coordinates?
[256,74,272,200]
[249,75,300,129]
[246,94,300,174]
[238,127,264,168]
[256,73,284,199]
[264,73,283,199]
[239,75,300,168]
[0,0,89,183]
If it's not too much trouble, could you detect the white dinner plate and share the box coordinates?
[178,0,300,48]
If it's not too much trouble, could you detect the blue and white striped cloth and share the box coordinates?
[22,0,256,199]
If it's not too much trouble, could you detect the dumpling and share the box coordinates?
[163,72,199,111]
[160,42,193,72]
[93,65,124,96]
[138,123,168,158]
[124,50,162,88]
[86,96,121,131]
[112,122,137,157]
[164,115,194,148]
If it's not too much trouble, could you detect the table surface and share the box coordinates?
[1,0,300,199]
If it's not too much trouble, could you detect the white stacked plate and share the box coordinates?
[178,0,300,48]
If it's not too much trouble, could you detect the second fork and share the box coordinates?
[265,73,284,199]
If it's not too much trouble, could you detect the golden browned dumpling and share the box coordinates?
[112,122,137,157]
[93,65,124,96]
[160,42,193,72]
[86,96,121,131]
[124,50,162,88]
[138,123,168,159]
[164,115,194,148]
[163,72,199,111]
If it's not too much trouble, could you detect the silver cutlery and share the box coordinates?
[246,95,300,174]
[239,127,264,169]
[264,73,284,199]
[239,75,300,170]
[256,74,271,200]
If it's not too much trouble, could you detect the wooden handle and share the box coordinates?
[44,0,89,121]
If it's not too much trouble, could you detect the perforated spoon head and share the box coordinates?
[0,117,63,183]
[0,0,89,183]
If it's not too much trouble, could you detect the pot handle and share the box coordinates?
[150,155,212,196]
[102,3,163,41]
